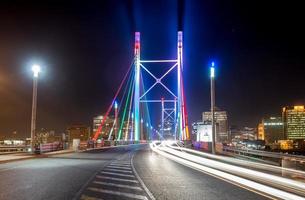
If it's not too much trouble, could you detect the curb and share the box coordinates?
[0,150,74,164]
[0,155,37,164]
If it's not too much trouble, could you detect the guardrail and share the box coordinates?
[40,142,63,153]
[222,146,305,161]
[0,146,29,154]
[85,140,148,149]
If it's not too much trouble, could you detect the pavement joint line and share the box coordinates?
[93,181,143,191]
[95,175,139,183]
[87,187,148,200]
[100,171,135,178]
[102,168,133,173]
[131,153,156,200]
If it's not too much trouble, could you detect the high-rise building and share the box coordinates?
[93,115,115,139]
[202,110,228,142]
[66,125,90,143]
[258,123,264,140]
[283,106,305,140]
[261,117,284,144]
[240,127,256,140]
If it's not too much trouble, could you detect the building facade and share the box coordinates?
[283,106,305,140]
[66,125,90,143]
[93,115,115,140]
[202,110,228,142]
[261,117,284,144]
[257,123,264,140]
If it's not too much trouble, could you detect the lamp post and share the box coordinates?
[30,64,40,153]
[210,62,216,154]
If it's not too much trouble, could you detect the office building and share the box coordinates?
[261,117,284,144]
[93,115,115,139]
[240,127,256,140]
[257,123,264,140]
[66,124,90,143]
[202,110,228,142]
[283,106,305,139]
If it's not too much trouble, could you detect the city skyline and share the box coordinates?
[1,0,305,137]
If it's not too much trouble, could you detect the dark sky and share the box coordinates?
[0,0,304,137]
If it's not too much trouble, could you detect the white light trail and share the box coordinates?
[150,142,305,200]
[168,145,305,177]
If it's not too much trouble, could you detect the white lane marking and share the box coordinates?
[109,165,131,168]
[101,171,135,178]
[93,181,143,191]
[112,161,130,164]
[103,168,133,173]
[106,166,131,170]
[87,187,148,200]
[131,154,156,200]
[96,175,139,183]
[80,194,104,200]
[110,163,130,165]
[111,163,130,166]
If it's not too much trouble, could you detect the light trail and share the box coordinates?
[150,142,305,200]
[167,144,305,178]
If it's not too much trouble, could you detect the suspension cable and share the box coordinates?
[93,58,135,141]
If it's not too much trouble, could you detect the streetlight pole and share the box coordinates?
[30,65,40,153]
[210,62,216,154]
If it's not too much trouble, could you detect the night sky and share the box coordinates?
[0,0,304,138]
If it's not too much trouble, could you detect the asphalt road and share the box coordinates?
[0,144,269,200]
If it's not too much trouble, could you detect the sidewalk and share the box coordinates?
[0,149,75,163]
[44,149,74,155]
[0,145,138,164]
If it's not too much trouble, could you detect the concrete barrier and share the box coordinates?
[40,142,63,153]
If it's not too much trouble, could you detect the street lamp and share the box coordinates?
[30,64,40,153]
[210,62,216,154]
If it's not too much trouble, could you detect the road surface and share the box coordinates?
[0,144,269,200]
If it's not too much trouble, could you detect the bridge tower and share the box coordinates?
[133,32,189,141]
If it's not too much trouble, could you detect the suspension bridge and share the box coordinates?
[92,31,190,143]
[3,32,305,200]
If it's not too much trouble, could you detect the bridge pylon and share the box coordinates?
[133,31,189,141]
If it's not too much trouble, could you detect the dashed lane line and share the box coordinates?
[100,171,135,178]
[87,187,148,200]
[105,166,131,170]
[103,168,133,173]
[95,175,139,183]
[111,162,131,165]
[93,181,143,191]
